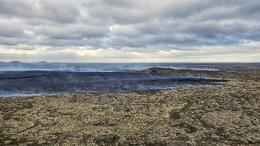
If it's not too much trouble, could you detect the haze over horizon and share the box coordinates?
[0,0,260,62]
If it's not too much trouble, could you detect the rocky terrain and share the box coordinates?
[0,68,260,146]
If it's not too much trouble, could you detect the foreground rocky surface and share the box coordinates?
[0,69,260,146]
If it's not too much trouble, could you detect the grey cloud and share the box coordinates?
[237,0,260,19]
[0,36,28,46]
[0,0,260,52]
[101,0,134,8]
[37,0,80,23]
[38,24,108,40]
[160,0,213,19]
[0,0,80,23]
[84,0,153,24]
[0,21,26,38]
[0,0,35,18]
[107,36,146,48]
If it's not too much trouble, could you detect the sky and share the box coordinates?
[0,0,260,62]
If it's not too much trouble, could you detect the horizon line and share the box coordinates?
[1,61,260,64]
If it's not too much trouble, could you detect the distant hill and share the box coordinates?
[37,61,48,63]
[143,67,218,75]
[9,61,23,64]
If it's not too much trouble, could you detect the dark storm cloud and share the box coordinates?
[0,0,260,51]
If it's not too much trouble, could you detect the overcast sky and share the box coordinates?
[0,0,260,62]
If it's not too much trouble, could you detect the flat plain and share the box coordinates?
[0,67,260,146]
